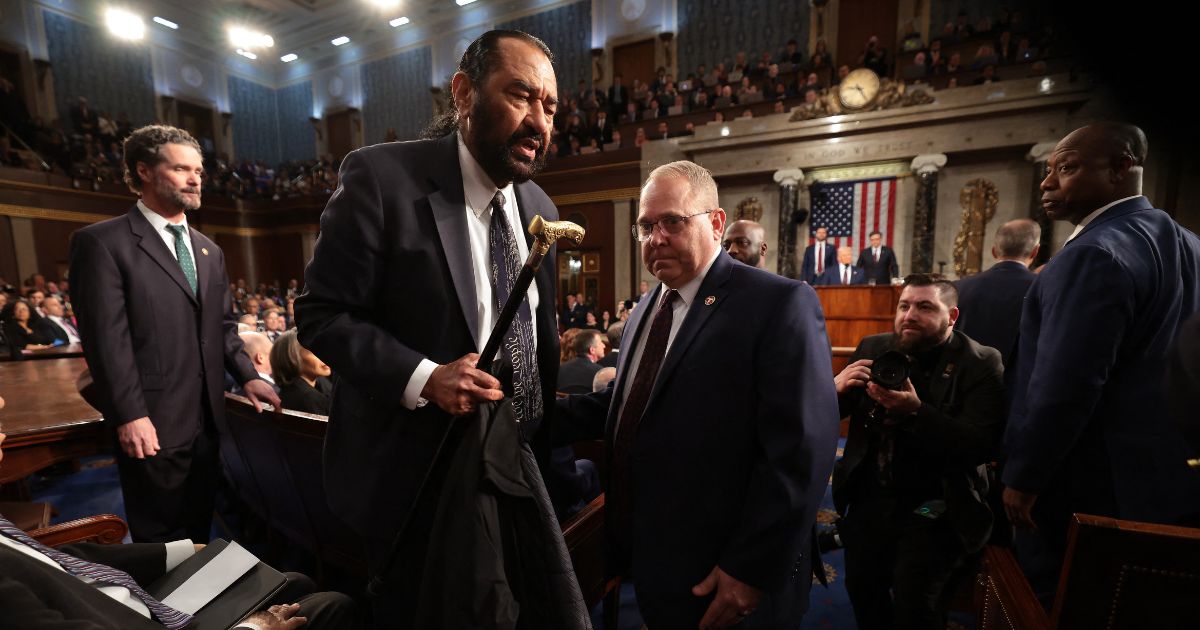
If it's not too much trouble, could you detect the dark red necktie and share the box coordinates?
[874,249,880,263]
[816,244,824,274]
[843,267,850,285]
[610,289,679,544]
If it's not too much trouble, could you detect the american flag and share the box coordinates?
[809,178,897,252]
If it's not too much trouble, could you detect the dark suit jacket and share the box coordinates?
[592,117,614,145]
[856,245,900,284]
[295,132,561,542]
[833,331,1005,552]
[2,319,51,352]
[801,241,837,284]
[0,540,172,629]
[816,264,866,286]
[557,252,839,628]
[69,208,258,447]
[557,357,602,395]
[1004,197,1200,525]
[954,260,1034,364]
[279,376,333,415]
[35,317,70,344]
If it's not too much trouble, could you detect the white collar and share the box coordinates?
[457,135,515,219]
[137,199,188,233]
[1065,195,1143,243]
[659,247,722,310]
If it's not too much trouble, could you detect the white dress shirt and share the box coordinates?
[137,200,195,263]
[1064,195,1143,243]
[0,534,194,620]
[615,248,721,435]
[400,137,542,409]
[48,314,81,343]
[839,263,854,285]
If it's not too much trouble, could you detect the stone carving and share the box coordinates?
[953,179,1000,277]
[788,81,935,122]
[735,197,764,222]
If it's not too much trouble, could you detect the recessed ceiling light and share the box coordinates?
[455,0,478,5]
[281,53,298,63]
[331,36,350,46]
[236,49,258,60]
[152,16,178,30]
[389,16,410,27]
[229,26,274,49]
[370,0,400,8]
[106,9,145,40]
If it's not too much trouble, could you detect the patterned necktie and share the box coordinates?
[611,289,679,543]
[165,225,198,295]
[487,191,543,428]
[0,516,193,629]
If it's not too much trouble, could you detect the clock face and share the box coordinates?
[839,68,881,110]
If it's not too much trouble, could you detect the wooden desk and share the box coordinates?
[0,358,107,487]
[815,285,902,350]
[0,343,85,362]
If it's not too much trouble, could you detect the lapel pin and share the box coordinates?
[704,296,716,306]
[201,247,209,256]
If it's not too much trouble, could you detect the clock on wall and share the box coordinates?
[621,0,645,21]
[838,68,880,110]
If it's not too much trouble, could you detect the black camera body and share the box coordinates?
[871,350,913,390]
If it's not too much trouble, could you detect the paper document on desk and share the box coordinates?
[161,541,259,614]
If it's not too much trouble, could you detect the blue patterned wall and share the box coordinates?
[497,1,591,89]
[43,10,156,129]
[360,45,433,144]
[677,0,809,78]
[228,75,280,165]
[276,81,315,162]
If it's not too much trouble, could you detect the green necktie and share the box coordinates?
[166,224,198,294]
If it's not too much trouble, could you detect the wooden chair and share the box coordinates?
[562,493,620,630]
[976,513,1200,630]
[30,513,128,547]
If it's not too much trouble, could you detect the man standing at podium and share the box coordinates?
[802,226,837,284]
[857,231,899,285]
[817,246,866,286]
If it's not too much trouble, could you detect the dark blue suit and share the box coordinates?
[1004,196,1200,594]
[557,251,839,629]
[801,241,837,284]
[954,260,1035,364]
[816,264,866,286]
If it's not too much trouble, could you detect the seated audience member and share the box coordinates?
[238,331,281,395]
[655,121,670,141]
[903,52,929,80]
[0,433,360,630]
[237,313,258,329]
[2,299,53,351]
[557,328,605,395]
[973,64,1000,85]
[270,330,332,415]
[774,100,787,114]
[833,274,1004,630]
[262,308,286,342]
[559,327,582,363]
[37,295,81,344]
[954,219,1040,364]
[592,367,616,393]
[598,320,624,369]
[818,246,867,285]
[242,297,260,318]
[27,289,46,317]
[810,39,833,72]
[598,310,612,332]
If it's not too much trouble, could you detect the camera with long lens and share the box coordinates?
[871,350,913,390]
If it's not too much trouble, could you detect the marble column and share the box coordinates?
[1027,142,1056,266]
[909,154,947,274]
[773,168,804,279]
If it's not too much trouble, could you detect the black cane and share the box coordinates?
[367,214,584,598]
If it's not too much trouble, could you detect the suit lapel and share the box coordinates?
[644,253,733,411]
[605,284,659,438]
[189,228,215,306]
[128,208,198,305]
[427,134,480,346]
[925,332,965,408]
[1073,196,1151,242]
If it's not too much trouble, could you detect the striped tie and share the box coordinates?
[0,516,193,628]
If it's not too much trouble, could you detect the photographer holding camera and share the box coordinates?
[831,274,1005,630]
